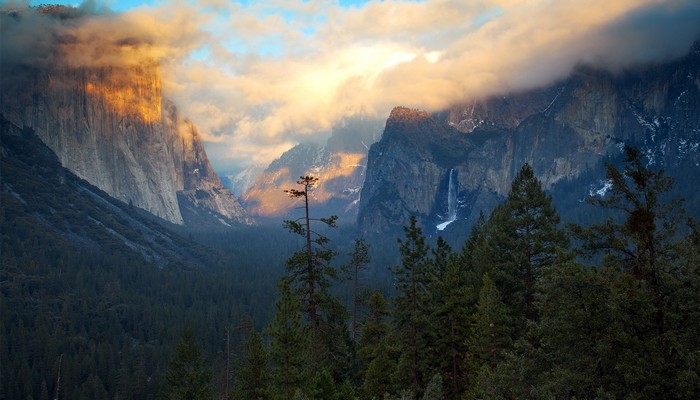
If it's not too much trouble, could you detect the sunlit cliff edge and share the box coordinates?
[0,6,252,226]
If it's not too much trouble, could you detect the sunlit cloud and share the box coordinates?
[5,0,700,172]
[158,0,700,171]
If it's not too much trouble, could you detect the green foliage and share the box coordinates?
[283,175,339,332]
[481,163,568,327]
[391,216,436,393]
[430,252,472,397]
[267,280,310,399]
[234,331,270,400]
[467,274,512,371]
[554,146,700,398]
[359,292,395,399]
[163,328,213,400]
[7,130,700,400]
[420,374,443,400]
[342,237,371,344]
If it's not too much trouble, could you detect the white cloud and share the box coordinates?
[6,0,700,171]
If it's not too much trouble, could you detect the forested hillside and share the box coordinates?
[2,116,699,399]
[0,119,290,399]
[167,149,699,399]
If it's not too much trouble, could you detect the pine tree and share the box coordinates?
[391,216,435,394]
[234,331,270,400]
[531,257,614,398]
[163,328,213,400]
[430,247,471,398]
[467,274,512,371]
[358,292,391,361]
[568,146,699,398]
[283,176,338,333]
[267,280,309,400]
[359,292,395,399]
[483,163,567,326]
[341,237,370,344]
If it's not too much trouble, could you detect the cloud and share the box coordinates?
[3,0,700,172]
[161,0,700,171]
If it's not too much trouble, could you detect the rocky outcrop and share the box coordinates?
[358,43,700,235]
[0,115,216,266]
[0,8,251,226]
[242,117,383,220]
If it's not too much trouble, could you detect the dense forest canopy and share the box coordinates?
[2,146,699,399]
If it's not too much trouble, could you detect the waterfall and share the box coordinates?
[437,168,458,231]
[446,168,457,221]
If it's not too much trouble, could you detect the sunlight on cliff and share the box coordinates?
[242,152,366,217]
[83,66,162,124]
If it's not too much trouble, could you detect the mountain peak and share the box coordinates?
[388,106,431,124]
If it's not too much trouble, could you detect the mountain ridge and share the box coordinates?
[358,41,700,236]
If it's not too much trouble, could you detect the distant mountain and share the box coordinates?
[242,117,383,221]
[0,7,252,227]
[223,164,266,197]
[358,40,700,236]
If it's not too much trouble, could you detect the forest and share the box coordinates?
[2,146,699,400]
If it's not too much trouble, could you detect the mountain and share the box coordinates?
[358,41,700,236]
[223,164,266,197]
[241,116,383,221]
[0,115,214,266]
[0,6,252,227]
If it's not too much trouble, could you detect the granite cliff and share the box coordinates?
[358,41,700,235]
[0,7,252,226]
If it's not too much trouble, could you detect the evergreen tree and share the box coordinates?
[567,146,700,398]
[482,163,567,326]
[267,280,309,400]
[162,328,213,400]
[341,237,371,344]
[430,251,471,398]
[391,216,435,394]
[317,296,354,383]
[531,257,614,398]
[466,274,512,372]
[283,176,338,333]
[234,331,270,400]
[359,292,395,399]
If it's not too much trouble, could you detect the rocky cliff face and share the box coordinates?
[242,117,383,220]
[358,42,700,235]
[0,8,251,226]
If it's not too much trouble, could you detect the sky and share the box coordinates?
[7,0,700,173]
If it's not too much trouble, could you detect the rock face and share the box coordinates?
[358,42,700,235]
[0,8,251,226]
[242,117,383,220]
[0,115,216,266]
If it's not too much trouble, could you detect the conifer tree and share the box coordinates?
[483,163,567,325]
[359,292,395,399]
[431,254,471,398]
[163,328,213,400]
[467,274,512,370]
[341,237,370,344]
[283,176,338,333]
[267,280,309,399]
[358,292,391,361]
[567,146,699,398]
[234,331,270,400]
[391,216,435,394]
[421,374,444,400]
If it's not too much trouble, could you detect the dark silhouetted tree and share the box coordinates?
[163,328,213,400]
[283,176,338,333]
